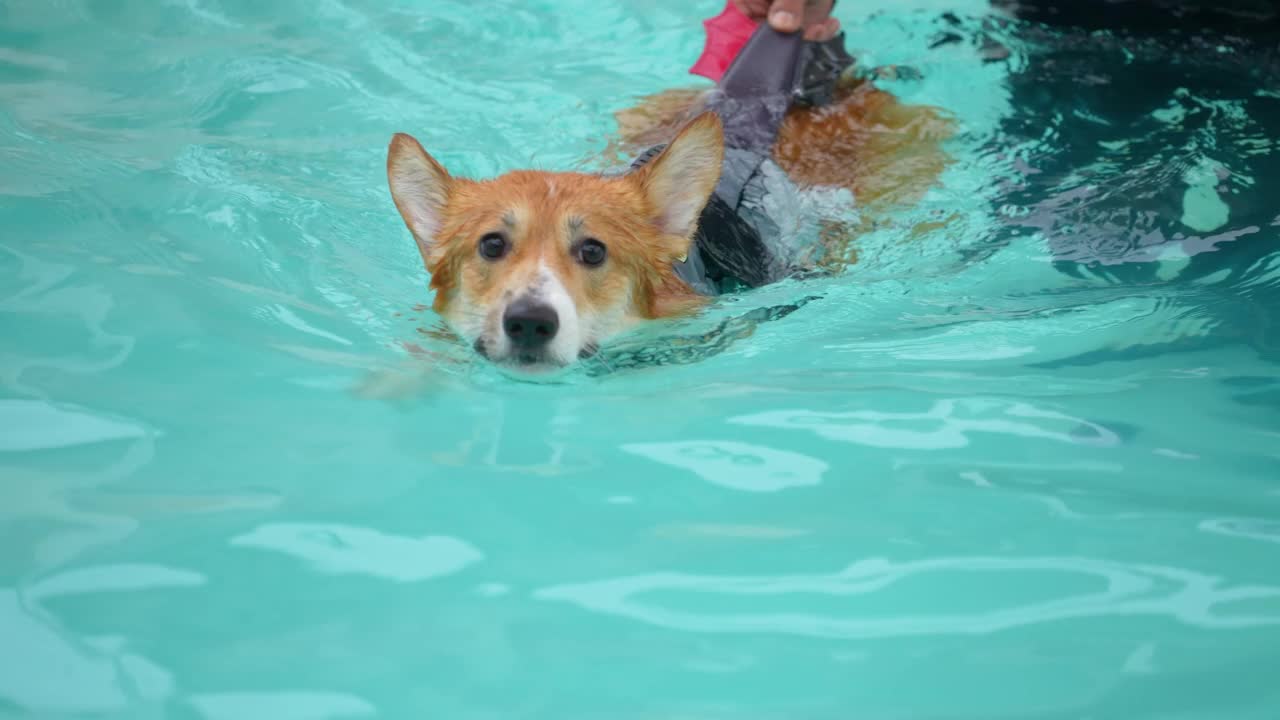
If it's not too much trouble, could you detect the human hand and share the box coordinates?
[732,0,840,42]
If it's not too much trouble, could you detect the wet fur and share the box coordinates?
[611,73,955,263]
[387,114,723,370]
[386,67,953,372]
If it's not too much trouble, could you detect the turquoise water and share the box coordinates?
[4,0,1280,717]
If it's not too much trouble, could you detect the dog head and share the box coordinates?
[387,112,724,373]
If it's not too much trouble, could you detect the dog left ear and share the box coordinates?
[632,111,724,240]
[387,132,453,263]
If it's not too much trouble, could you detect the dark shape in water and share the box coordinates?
[632,22,854,296]
[959,0,1280,286]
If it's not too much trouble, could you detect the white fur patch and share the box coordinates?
[393,166,443,240]
[533,263,581,365]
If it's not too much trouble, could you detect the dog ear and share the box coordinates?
[632,111,724,240]
[387,133,453,260]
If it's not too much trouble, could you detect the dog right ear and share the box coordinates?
[387,133,453,260]
[630,111,724,242]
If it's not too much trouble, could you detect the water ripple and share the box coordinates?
[621,440,827,492]
[0,399,154,452]
[0,588,174,713]
[229,522,483,582]
[730,398,1120,450]
[537,556,1280,637]
[2,1,1279,714]
[26,563,205,600]
[187,691,376,720]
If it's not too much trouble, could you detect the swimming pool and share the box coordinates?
[3,0,1279,716]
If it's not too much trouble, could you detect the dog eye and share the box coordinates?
[478,233,508,260]
[577,238,607,267]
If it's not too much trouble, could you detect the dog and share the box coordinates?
[386,19,951,375]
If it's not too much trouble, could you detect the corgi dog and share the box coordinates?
[387,113,722,372]
[386,20,951,375]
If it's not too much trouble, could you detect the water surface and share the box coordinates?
[2,0,1280,717]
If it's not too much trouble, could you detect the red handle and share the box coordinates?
[689,1,761,82]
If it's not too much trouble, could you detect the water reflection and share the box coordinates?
[537,556,1280,637]
[731,398,1120,449]
[1199,518,1280,545]
[0,562,202,714]
[186,691,376,720]
[0,399,153,452]
[26,563,205,600]
[2,562,378,716]
[0,247,136,397]
[229,523,483,582]
[621,441,826,492]
[2,436,154,575]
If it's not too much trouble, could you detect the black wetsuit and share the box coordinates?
[628,26,855,296]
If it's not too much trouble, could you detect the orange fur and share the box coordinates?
[387,68,952,372]
[426,171,704,319]
[611,75,955,264]
[387,113,724,371]
[613,77,952,206]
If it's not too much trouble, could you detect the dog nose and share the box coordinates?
[503,298,559,348]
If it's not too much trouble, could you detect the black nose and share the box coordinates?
[503,298,559,349]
